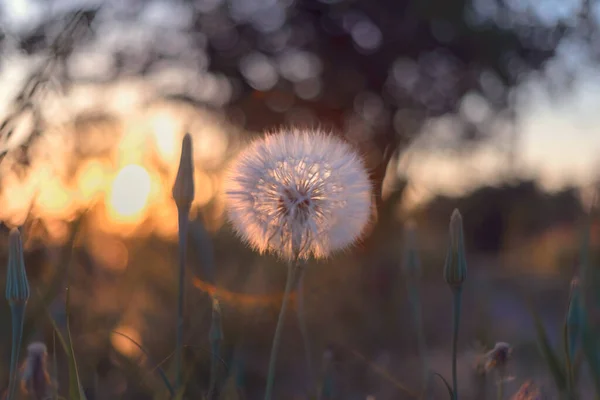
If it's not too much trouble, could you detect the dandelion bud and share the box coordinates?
[21,342,52,400]
[443,209,467,289]
[402,220,420,279]
[6,228,30,304]
[172,133,195,211]
[566,277,584,360]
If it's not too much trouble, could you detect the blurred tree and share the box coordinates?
[419,180,584,254]
[0,0,595,207]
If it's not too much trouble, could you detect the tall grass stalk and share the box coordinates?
[172,133,195,394]
[208,298,223,399]
[6,228,31,400]
[496,372,504,400]
[175,205,190,393]
[451,288,462,400]
[406,283,430,396]
[443,210,467,400]
[7,301,27,400]
[264,260,298,400]
[402,222,429,397]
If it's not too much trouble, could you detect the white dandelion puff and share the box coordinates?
[225,128,372,260]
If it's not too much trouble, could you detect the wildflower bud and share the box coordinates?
[6,228,30,304]
[484,342,512,372]
[443,209,467,288]
[172,133,195,211]
[566,277,584,360]
[402,220,420,279]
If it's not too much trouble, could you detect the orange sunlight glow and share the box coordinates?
[108,164,152,221]
[0,100,235,241]
[192,277,298,310]
[151,112,178,163]
[111,326,143,358]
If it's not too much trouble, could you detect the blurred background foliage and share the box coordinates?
[0,0,599,398]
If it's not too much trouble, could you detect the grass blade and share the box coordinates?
[38,288,85,400]
[111,331,175,397]
[526,298,567,392]
[581,312,600,396]
[432,372,454,400]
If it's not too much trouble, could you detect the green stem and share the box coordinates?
[7,301,26,400]
[407,283,429,395]
[497,374,504,400]
[264,260,297,400]
[53,330,59,400]
[207,339,221,399]
[175,206,190,394]
[451,287,462,400]
[296,266,314,394]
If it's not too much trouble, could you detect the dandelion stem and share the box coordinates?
[451,287,462,400]
[296,266,314,394]
[7,301,26,400]
[175,205,190,394]
[264,259,297,400]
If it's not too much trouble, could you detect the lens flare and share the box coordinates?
[109,165,151,221]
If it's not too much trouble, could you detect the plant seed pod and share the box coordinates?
[172,133,195,211]
[443,209,467,288]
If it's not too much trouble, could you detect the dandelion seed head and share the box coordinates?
[225,128,372,260]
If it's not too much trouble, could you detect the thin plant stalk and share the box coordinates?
[497,375,504,400]
[264,259,298,400]
[208,298,223,400]
[451,287,462,400]
[7,301,26,400]
[175,205,190,393]
[53,330,59,400]
[407,282,429,395]
[296,266,314,394]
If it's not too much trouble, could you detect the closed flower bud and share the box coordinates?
[443,209,467,288]
[6,228,30,304]
[172,133,195,210]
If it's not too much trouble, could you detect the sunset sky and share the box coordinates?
[1,0,600,214]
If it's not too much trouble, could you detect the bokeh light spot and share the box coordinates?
[109,165,151,220]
